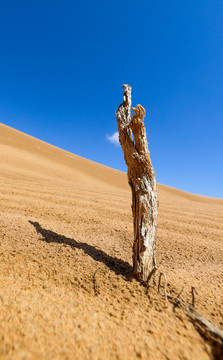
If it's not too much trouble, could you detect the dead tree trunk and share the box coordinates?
[116,84,158,282]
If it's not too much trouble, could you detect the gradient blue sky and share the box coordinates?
[0,0,222,197]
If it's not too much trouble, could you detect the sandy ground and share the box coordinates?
[0,123,222,360]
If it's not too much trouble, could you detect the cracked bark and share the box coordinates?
[116,84,158,282]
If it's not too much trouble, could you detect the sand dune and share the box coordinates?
[0,122,222,359]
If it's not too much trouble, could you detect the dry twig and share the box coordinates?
[163,290,223,346]
[146,266,158,288]
[191,286,199,308]
[158,272,168,308]
[92,270,100,296]
[173,287,184,312]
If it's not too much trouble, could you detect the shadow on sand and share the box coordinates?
[29,221,133,279]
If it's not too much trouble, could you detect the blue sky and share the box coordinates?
[0,0,222,198]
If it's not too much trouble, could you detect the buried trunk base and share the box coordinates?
[130,178,157,283]
[133,251,156,283]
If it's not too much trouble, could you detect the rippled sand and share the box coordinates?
[0,123,222,359]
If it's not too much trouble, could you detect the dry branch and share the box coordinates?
[165,290,223,345]
[146,265,158,288]
[158,272,168,308]
[154,271,223,346]
[116,85,158,282]
[92,270,100,296]
[191,286,199,308]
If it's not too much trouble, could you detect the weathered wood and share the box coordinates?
[116,84,158,282]
[166,291,223,345]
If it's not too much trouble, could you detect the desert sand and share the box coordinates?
[0,123,222,359]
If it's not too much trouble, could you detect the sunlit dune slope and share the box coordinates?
[0,123,222,360]
[1,123,222,203]
[0,123,128,191]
